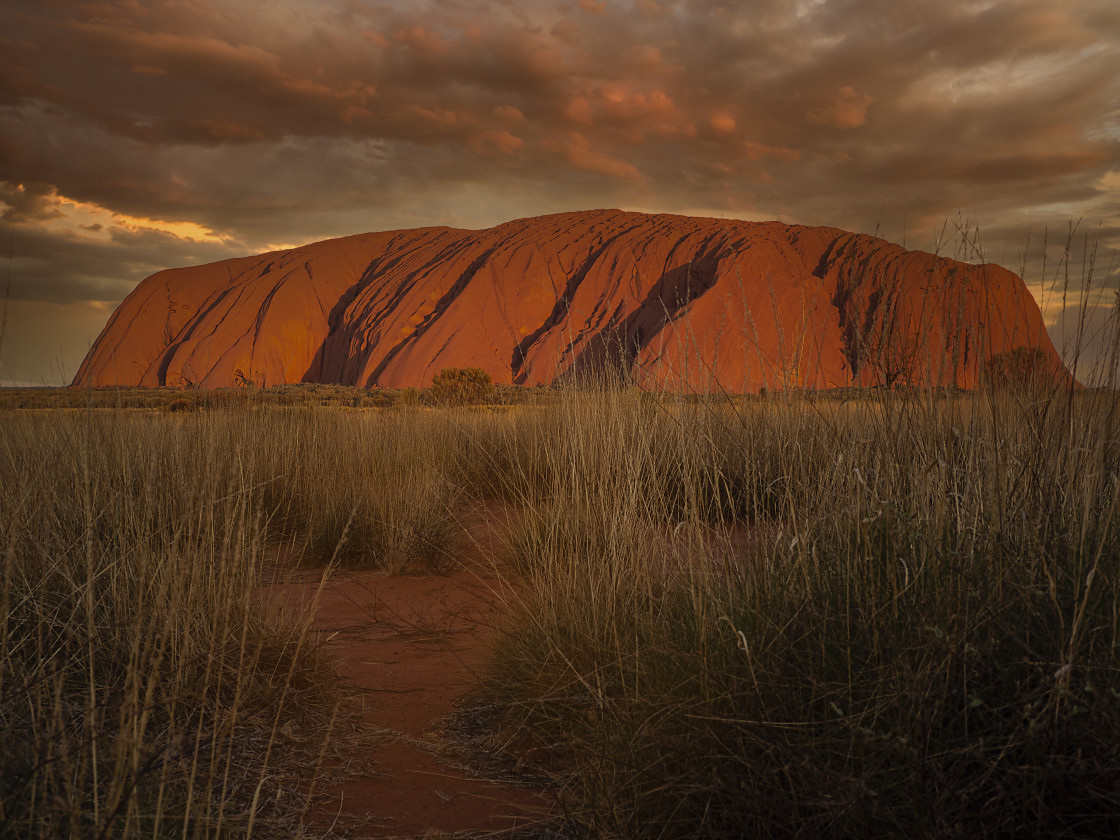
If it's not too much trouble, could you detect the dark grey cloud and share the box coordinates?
[2,223,246,305]
[0,0,1117,383]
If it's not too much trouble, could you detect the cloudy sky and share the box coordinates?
[1,0,1118,385]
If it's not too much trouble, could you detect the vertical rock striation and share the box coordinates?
[73,209,1062,391]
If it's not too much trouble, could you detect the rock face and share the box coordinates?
[73,209,1062,391]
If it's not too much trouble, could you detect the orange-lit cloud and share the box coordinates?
[394,26,449,55]
[710,112,737,135]
[542,132,646,181]
[3,184,228,244]
[564,96,594,124]
[494,105,525,122]
[808,86,875,129]
[0,0,1116,383]
[743,141,800,163]
[473,129,524,154]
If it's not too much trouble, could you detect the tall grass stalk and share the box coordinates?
[0,400,561,836]
[489,377,1120,838]
[0,410,346,838]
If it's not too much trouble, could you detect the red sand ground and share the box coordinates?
[273,505,550,838]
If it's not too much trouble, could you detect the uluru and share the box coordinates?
[72,209,1062,392]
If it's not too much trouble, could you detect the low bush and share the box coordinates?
[985,346,1067,391]
[429,367,495,406]
[166,396,196,412]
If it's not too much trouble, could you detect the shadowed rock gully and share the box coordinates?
[74,209,1062,391]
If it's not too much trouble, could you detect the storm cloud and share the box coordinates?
[1,0,1117,383]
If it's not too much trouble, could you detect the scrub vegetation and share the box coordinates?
[3,318,1120,838]
[0,411,359,838]
[4,376,1119,838]
[487,379,1120,839]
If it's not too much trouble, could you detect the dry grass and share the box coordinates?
[246,409,462,571]
[485,381,1120,839]
[4,380,1119,838]
[0,411,361,838]
[0,381,544,412]
[0,399,557,837]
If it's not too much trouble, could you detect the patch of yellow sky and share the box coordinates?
[5,184,303,252]
[23,187,225,243]
[1014,168,1120,330]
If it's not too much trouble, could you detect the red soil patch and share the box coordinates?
[272,504,549,838]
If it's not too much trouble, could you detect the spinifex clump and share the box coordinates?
[0,412,343,839]
[488,377,1120,839]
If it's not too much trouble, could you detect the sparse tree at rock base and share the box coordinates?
[863,327,923,388]
[984,347,1063,391]
[429,367,494,405]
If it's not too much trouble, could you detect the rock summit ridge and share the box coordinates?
[74,209,1061,391]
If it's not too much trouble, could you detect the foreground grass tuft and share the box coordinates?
[0,412,353,838]
[4,368,1119,837]
[489,384,1120,839]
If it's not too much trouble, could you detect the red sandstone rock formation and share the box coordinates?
[73,209,1062,391]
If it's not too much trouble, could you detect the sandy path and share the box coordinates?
[274,504,549,838]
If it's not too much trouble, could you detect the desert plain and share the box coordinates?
[4,328,1120,839]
